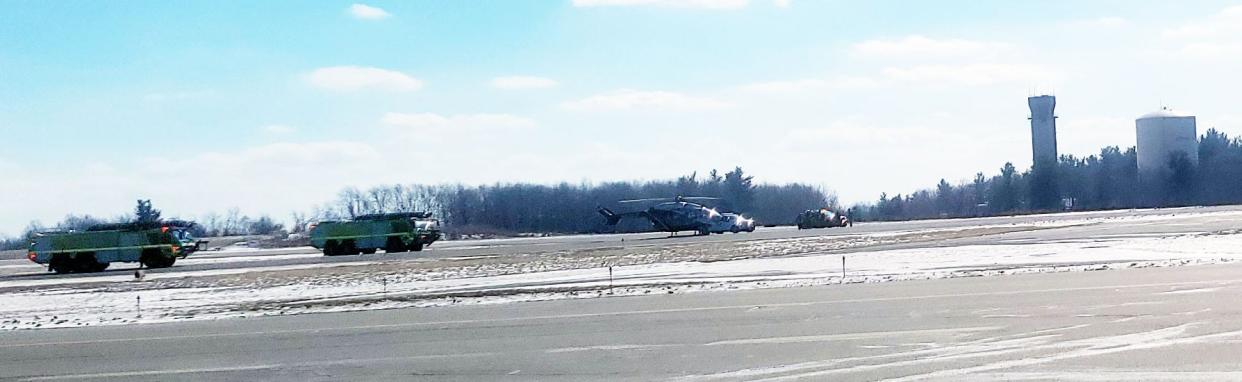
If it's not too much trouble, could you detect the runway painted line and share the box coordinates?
[703,327,1001,346]
[21,365,281,381]
[3,276,1237,349]
[19,353,499,381]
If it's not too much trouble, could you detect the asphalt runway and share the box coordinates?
[6,261,1242,381]
[4,205,1240,281]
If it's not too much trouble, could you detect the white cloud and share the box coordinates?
[1177,42,1242,61]
[754,79,833,93]
[348,3,391,20]
[1159,6,1242,62]
[381,112,536,130]
[182,141,380,170]
[561,89,729,111]
[784,122,944,149]
[833,35,1051,90]
[306,66,423,92]
[739,76,879,93]
[772,0,790,8]
[262,124,296,134]
[881,63,1056,86]
[1066,16,1127,29]
[571,0,749,10]
[1162,5,1242,40]
[491,76,559,90]
[740,64,1050,92]
[739,79,828,93]
[850,35,1011,59]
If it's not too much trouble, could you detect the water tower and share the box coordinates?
[1135,108,1197,176]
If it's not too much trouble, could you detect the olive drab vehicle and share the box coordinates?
[27,221,207,274]
[308,212,441,256]
[795,208,849,229]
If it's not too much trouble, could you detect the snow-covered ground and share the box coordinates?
[2,210,1241,331]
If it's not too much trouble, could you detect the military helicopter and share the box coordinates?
[597,196,726,236]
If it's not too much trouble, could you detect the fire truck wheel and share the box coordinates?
[385,238,407,253]
[141,249,175,268]
[341,240,359,255]
[49,255,73,274]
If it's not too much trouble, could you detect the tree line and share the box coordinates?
[1,167,833,248]
[0,201,287,250]
[851,128,1242,221]
[309,167,835,236]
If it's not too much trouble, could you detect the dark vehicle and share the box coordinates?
[27,220,206,274]
[308,212,441,256]
[796,208,848,229]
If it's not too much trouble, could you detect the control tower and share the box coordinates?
[1028,95,1058,169]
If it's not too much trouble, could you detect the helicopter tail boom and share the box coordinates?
[597,207,623,225]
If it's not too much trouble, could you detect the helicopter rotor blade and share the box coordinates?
[680,196,722,202]
[617,198,674,204]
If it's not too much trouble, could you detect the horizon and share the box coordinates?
[5,0,1242,236]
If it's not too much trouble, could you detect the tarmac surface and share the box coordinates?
[4,205,1241,280]
[4,206,1242,381]
[5,261,1242,381]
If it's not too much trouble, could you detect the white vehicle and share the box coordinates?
[709,213,756,234]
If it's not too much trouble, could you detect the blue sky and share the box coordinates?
[3,0,1242,235]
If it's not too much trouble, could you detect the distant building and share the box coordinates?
[1028,95,1058,169]
[1135,108,1198,176]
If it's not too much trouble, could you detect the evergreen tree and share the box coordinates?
[935,179,953,216]
[1028,165,1059,211]
[1166,152,1196,206]
[723,167,755,213]
[135,199,161,224]
[990,163,1019,213]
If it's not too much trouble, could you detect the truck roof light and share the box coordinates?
[161,226,169,233]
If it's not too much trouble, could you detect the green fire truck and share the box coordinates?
[27,221,206,274]
[308,212,441,256]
